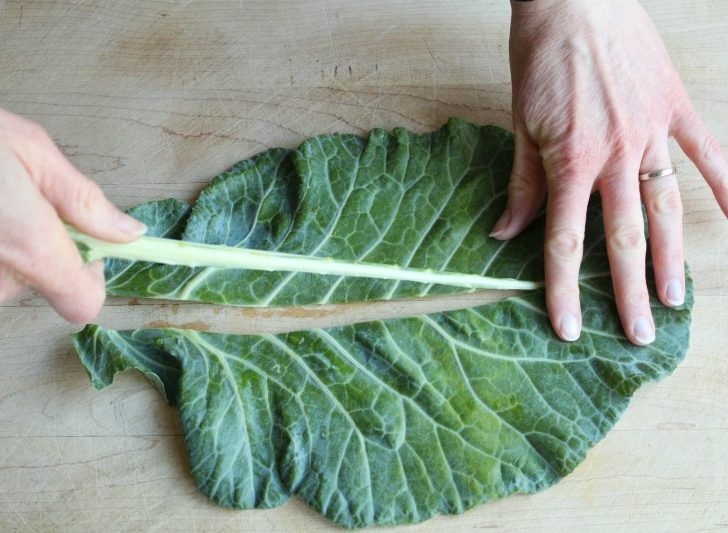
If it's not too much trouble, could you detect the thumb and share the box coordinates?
[490,129,546,240]
[17,126,146,243]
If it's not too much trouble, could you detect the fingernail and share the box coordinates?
[114,211,147,236]
[632,317,655,345]
[665,279,684,307]
[489,207,512,238]
[559,313,581,341]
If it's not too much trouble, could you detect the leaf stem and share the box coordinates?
[68,227,543,291]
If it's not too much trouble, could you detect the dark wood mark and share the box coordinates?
[143,320,212,331]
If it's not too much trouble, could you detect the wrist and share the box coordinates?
[510,0,568,31]
[510,0,567,39]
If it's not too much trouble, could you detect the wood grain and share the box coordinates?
[1,1,727,530]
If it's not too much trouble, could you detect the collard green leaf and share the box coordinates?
[72,119,693,527]
[103,119,543,305]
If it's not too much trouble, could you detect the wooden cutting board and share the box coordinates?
[0,1,726,530]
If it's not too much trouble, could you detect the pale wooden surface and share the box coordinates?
[0,1,727,531]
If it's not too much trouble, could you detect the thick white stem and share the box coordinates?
[68,228,542,291]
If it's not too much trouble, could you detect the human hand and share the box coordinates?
[0,108,146,322]
[493,0,728,345]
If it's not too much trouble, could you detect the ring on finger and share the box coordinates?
[638,167,677,182]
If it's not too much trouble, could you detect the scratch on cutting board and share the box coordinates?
[423,40,442,75]
[322,0,338,59]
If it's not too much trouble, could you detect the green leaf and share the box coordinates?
[102,119,543,305]
[72,119,693,527]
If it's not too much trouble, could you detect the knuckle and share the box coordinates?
[609,128,635,160]
[706,162,728,195]
[608,224,646,254]
[543,138,597,182]
[509,169,541,199]
[625,287,651,306]
[71,180,103,213]
[546,229,584,259]
[647,187,683,217]
[547,281,579,301]
[700,134,723,162]
[660,247,685,267]
[558,139,592,171]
